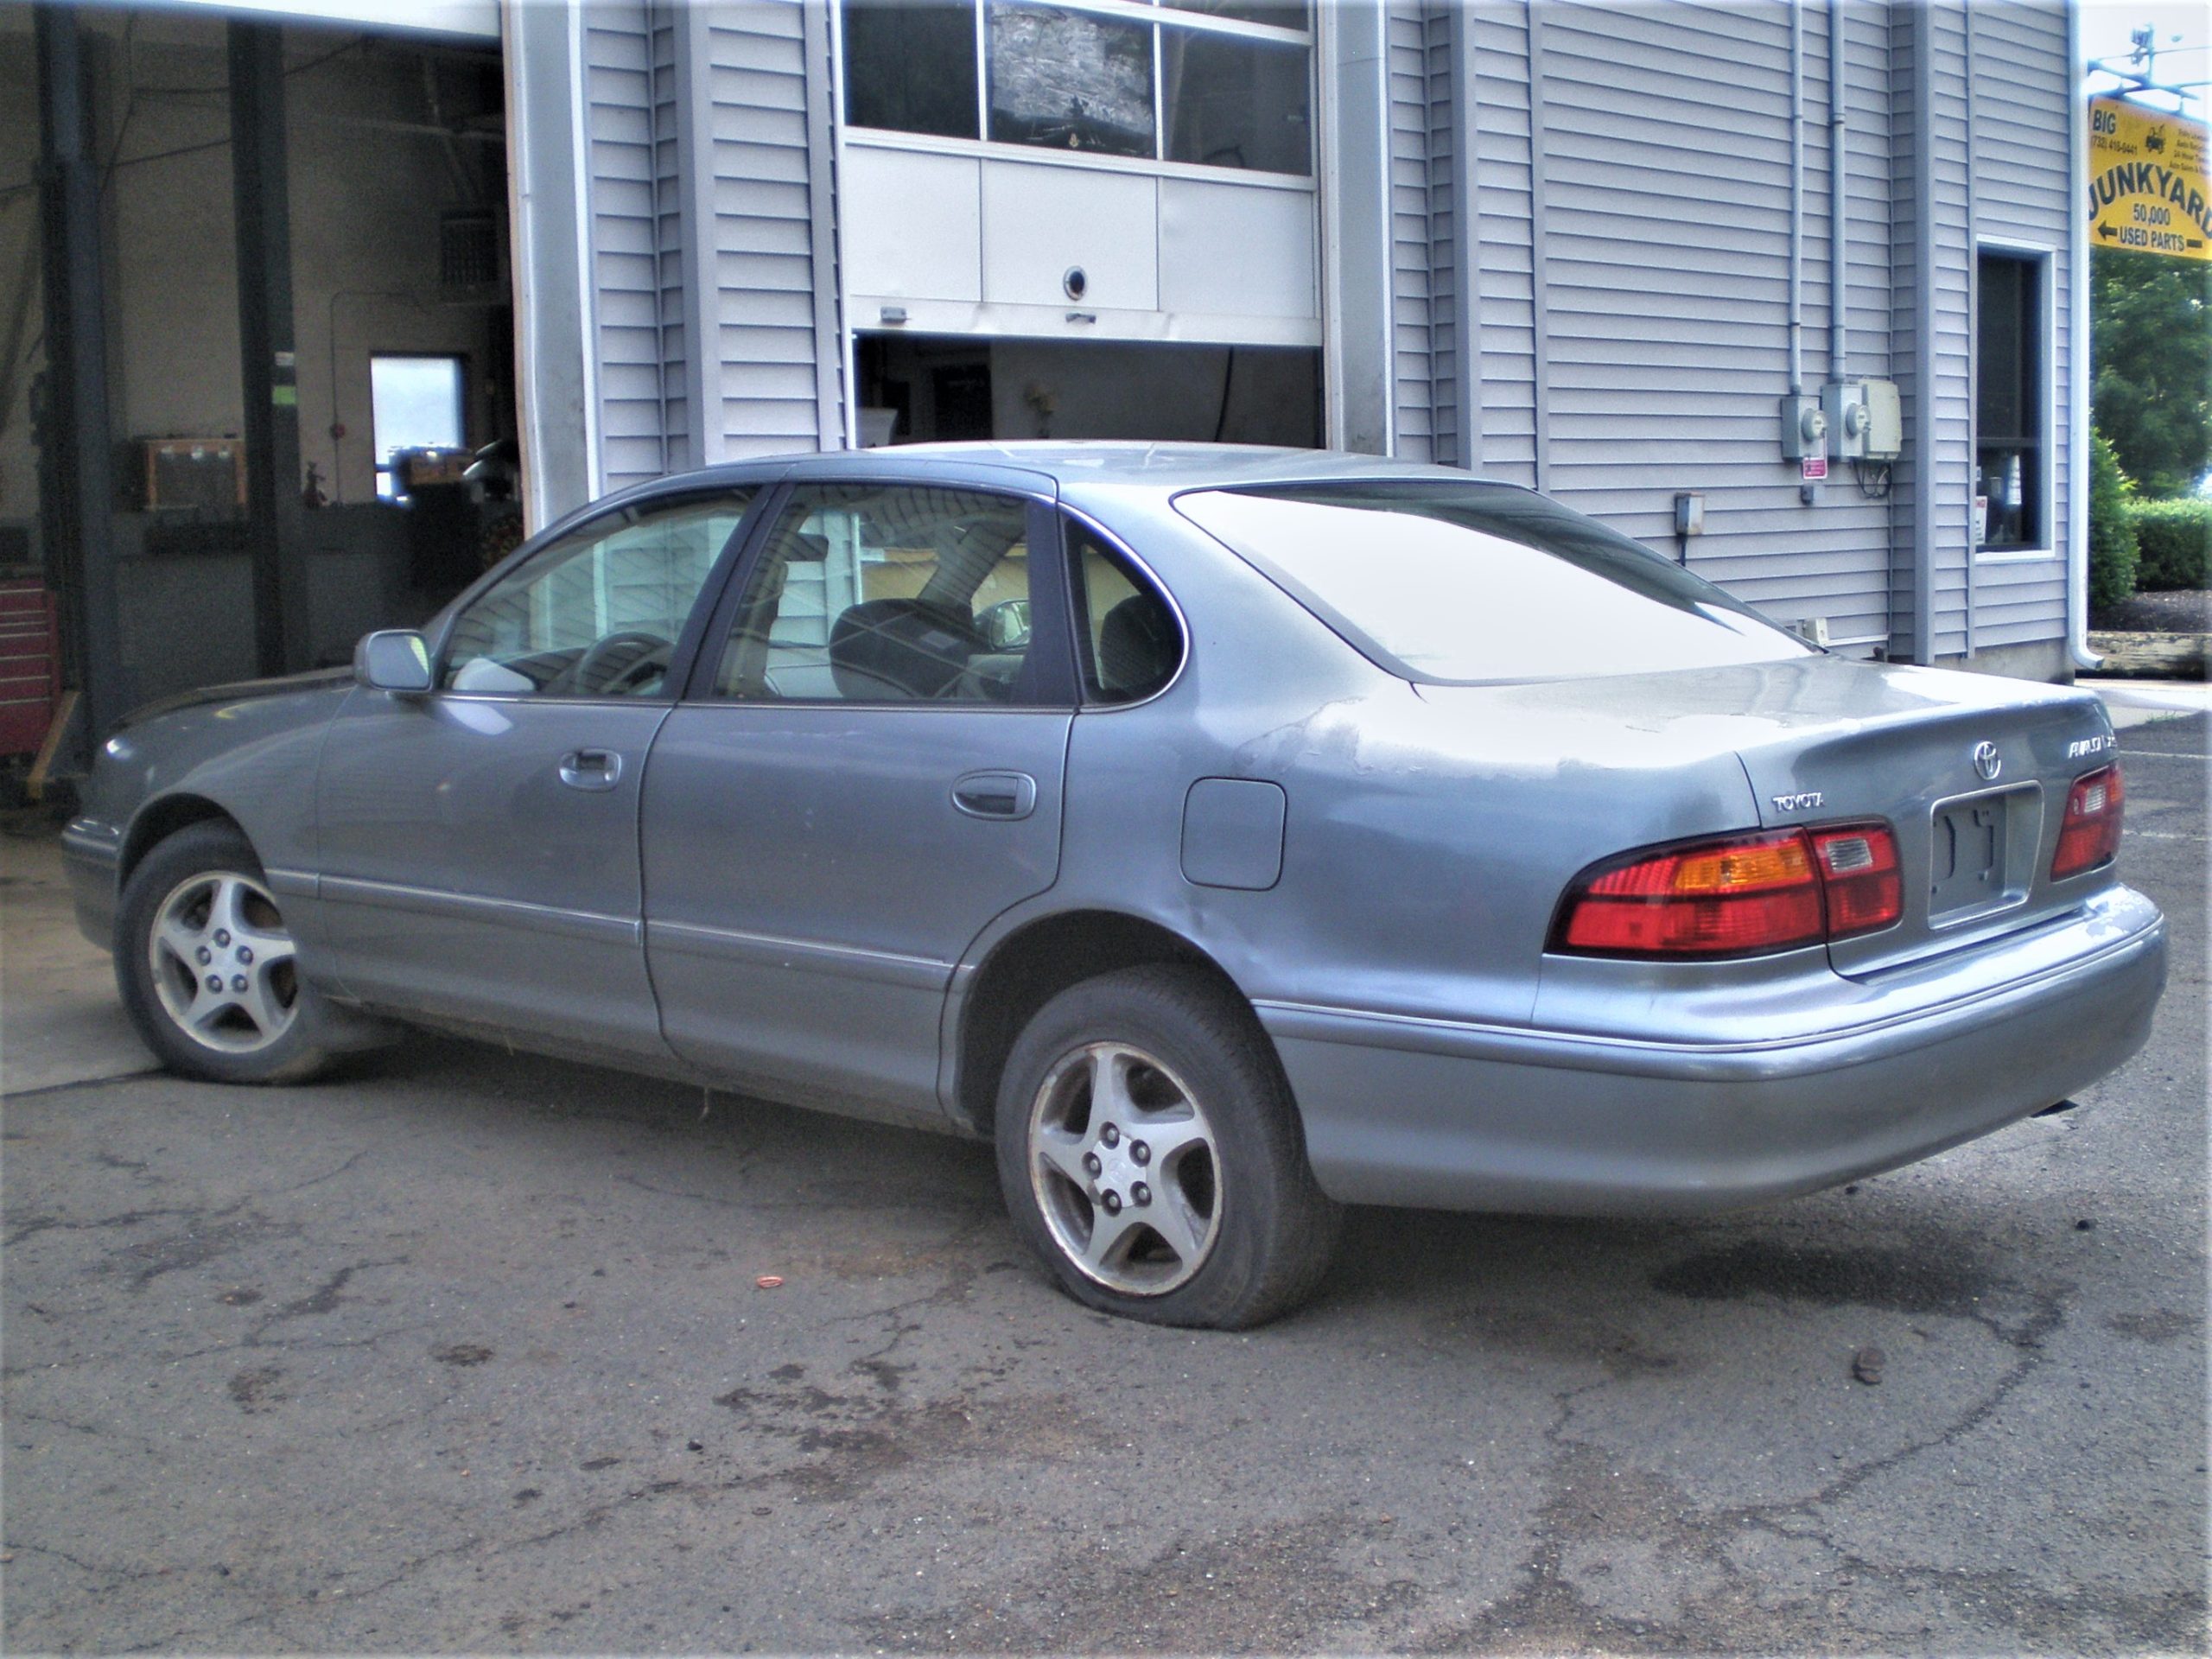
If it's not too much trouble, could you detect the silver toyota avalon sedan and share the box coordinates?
[62,445,2167,1327]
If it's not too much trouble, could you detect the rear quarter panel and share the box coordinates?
[1029,491,1761,1032]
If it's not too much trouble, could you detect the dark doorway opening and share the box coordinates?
[855,334,1322,448]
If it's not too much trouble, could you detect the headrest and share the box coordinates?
[1096,593,1179,697]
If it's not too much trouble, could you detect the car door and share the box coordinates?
[314,486,763,1058]
[641,478,1079,1119]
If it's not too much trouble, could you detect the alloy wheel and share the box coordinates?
[146,870,300,1055]
[1027,1040,1222,1294]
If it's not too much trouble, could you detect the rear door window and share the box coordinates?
[1067,518,1183,704]
[1175,482,1813,684]
[704,483,1065,705]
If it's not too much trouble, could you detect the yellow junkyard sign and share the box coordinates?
[2088,95,2209,262]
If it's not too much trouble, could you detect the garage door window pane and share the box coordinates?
[1162,27,1310,175]
[988,2,1154,158]
[843,0,979,139]
[711,485,1038,703]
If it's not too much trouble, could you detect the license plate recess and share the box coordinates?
[1928,785,2037,925]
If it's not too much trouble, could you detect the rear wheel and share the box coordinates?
[116,821,334,1084]
[994,964,1340,1328]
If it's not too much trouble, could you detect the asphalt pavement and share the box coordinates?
[1,707,2203,1654]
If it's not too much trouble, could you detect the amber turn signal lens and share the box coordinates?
[1554,822,1902,959]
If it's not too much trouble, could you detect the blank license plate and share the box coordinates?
[1929,799,2007,918]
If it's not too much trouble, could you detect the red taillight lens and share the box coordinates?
[1808,823,1904,938]
[1553,822,1902,959]
[2051,764,2124,880]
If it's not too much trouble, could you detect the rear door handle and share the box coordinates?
[558,748,623,791]
[952,770,1037,821]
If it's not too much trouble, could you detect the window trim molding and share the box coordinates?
[1972,238,2060,564]
[840,127,1320,193]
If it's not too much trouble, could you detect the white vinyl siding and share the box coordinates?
[1968,0,2070,652]
[702,3,839,455]
[1469,0,1538,487]
[1470,1,1895,647]
[584,3,670,492]
[1387,0,1435,461]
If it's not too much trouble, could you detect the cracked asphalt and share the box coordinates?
[2,711,2204,1655]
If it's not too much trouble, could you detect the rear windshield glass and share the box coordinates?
[1175,482,1815,684]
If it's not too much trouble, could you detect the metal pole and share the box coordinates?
[1788,0,1803,395]
[229,19,310,676]
[33,3,125,751]
[1827,0,1847,377]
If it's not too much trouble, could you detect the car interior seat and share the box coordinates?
[828,598,992,700]
[1096,593,1179,698]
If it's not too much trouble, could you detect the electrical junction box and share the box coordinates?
[1861,378,1902,460]
[1823,379,1903,462]
[1779,395,1827,461]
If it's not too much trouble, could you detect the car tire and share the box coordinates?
[115,820,336,1085]
[994,963,1341,1329]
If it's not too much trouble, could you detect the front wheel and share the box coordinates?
[994,964,1340,1328]
[116,821,335,1084]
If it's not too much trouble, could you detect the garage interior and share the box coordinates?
[1,3,515,776]
[855,335,1321,448]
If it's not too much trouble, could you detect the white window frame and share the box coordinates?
[1973,238,2060,564]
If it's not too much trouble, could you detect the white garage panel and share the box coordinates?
[981,162,1158,313]
[1159,178,1317,320]
[842,147,982,304]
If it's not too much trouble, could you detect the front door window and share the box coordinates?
[441,493,758,697]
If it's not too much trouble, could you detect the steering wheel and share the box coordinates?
[553,630,674,697]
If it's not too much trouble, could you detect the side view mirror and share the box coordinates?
[355,629,434,694]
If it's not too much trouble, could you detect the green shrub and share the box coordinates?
[2129,497,2212,591]
[2088,430,2139,610]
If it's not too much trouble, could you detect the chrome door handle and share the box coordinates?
[951,770,1037,821]
[558,748,623,791]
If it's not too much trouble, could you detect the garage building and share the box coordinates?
[6,0,2088,772]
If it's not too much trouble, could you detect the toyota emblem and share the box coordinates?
[1973,741,2002,782]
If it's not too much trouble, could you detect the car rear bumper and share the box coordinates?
[1260,887,2167,1214]
[60,817,122,952]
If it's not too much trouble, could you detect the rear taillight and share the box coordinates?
[1552,822,1903,959]
[2051,764,2124,880]
[1808,823,1904,938]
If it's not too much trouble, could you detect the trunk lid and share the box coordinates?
[1725,660,2119,975]
[1419,656,2120,976]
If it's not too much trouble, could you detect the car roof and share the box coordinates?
[546,443,1532,559]
[785,441,1508,493]
[607,442,1515,499]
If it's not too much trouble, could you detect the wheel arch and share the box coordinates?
[120,794,245,887]
[949,906,1272,1138]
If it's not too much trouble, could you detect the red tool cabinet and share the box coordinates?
[0,579,63,761]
